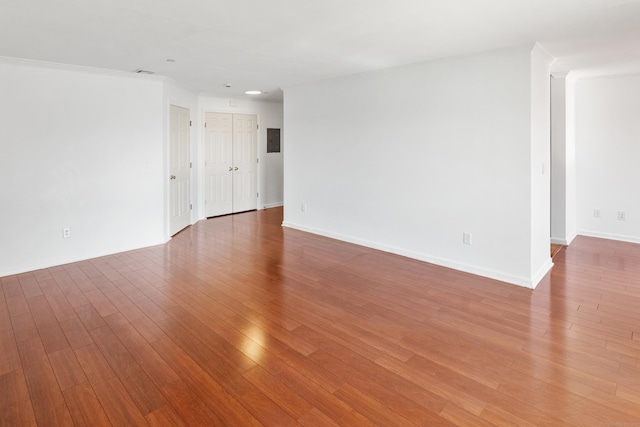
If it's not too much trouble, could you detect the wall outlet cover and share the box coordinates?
[463,232,472,245]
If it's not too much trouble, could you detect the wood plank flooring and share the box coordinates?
[2,206,640,426]
[550,243,564,258]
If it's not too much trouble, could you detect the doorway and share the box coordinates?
[169,105,191,235]
[204,112,258,217]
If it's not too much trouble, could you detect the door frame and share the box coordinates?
[165,102,193,240]
[166,102,193,236]
[199,108,262,219]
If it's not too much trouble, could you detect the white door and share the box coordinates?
[169,105,191,236]
[232,114,258,213]
[204,112,234,217]
[204,112,257,217]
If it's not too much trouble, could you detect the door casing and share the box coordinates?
[169,105,191,235]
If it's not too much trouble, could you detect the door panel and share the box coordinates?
[233,114,258,213]
[204,112,233,217]
[169,105,191,236]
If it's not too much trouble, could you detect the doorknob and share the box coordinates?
[170,175,176,180]
[228,166,233,171]
[234,166,238,171]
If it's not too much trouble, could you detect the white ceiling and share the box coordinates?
[2,0,640,101]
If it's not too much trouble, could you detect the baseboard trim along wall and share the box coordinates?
[0,239,168,278]
[578,230,640,245]
[263,202,284,209]
[282,221,552,289]
[550,231,577,246]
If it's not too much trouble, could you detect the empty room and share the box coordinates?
[2,0,640,425]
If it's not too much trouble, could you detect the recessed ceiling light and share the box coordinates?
[245,90,262,95]
[223,83,232,88]
[134,69,155,75]
[166,58,176,62]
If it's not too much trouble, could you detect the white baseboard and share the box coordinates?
[530,258,554,289]
[550,231,577,246]
[263,202,283,209]
[282,221,549,289]
[578,229,640,245]
[0,239,167,278]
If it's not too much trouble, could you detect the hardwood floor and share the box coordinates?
[2,207,640,426]
[550,243,564,258]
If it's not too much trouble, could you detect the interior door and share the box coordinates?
[204,112,233,217]
[169,105,191,236]
[232,114,258,213]
[204,112,258,217]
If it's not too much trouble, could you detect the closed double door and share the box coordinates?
[204,112,257,217]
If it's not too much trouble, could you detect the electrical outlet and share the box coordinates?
[593,209,600,218]
[618,211,626,221]
[463,232,472,245]
[62,228,71,238]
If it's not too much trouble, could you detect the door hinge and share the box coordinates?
[257,193,259,198]
[204,122,207,128]
[190,204,192,210]
[256,124,259,129]
[189,120,192,127]
[190,162,192,168]
[256,158,259,164]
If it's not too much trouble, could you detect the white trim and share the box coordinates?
[282,221,548,289]
[578,230,640,245]
[531,42,556,67]
[0,239,167,278]
[530,258,554,289]
[263,202,283,209]
[0,55,165,83]
[550,231,577,246]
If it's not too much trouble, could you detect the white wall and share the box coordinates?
[283,44,552,288]
[0,59,165,276]
[197,95,284,218]
[566,78,577,241]
[576,74,640,243]
[263,113,284,209]
[0,58,284,277]
[530,44,554,284]
[551,74,577,245]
